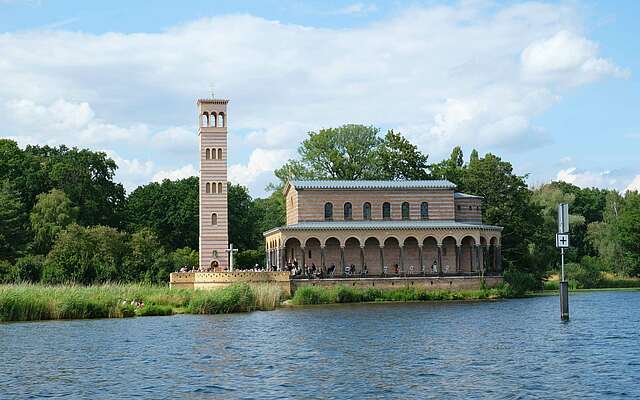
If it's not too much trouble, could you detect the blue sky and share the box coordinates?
[1,0,639,196]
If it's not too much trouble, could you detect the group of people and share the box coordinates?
[178,265,212,273]
[277,261,369,279]
[176,260,450,275]
[276,259,450,278]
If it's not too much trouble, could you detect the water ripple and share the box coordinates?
[1,291,639,399]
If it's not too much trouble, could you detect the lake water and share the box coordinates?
[2,291,640,399]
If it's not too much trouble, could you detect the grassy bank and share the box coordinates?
[0,283,282,322]
[1,283,515,322]
[543,276,640,291]
[290,285,509,305]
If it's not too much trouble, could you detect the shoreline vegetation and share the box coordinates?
[2,281,638,323]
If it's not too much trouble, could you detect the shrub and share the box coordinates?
[252,284,283,311]
[137,304,173,316]
[291,286,335,305]
[188,284,255,314]
[0,260,18,283]
[503,269,539,296]
[13,255,45,283]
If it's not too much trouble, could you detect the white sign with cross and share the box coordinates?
[556,233,569,248]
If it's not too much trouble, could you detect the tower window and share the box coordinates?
[201,113,209,127]
[217,148,223,160]
[206,148,210,160]
[211,112,217,127]
[211,213,218,225]
[421,202,429,220]
[218,113,225,127]
[218,182,223,194]
[383,202,391,220]
[206,182,210,194]
[211,148,216,160]
[344,202,352,220]
[211,182,216,194]
[363,202,372,220]
[402,202,410,220]
[324,202,333,221]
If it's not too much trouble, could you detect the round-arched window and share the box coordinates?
[421,202,429,220]
[344,202,353,220]
[363,202,372,220]
[402,202,410,220]
[383,202,391,220]
[324,202,333,221]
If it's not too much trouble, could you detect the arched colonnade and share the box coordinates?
[265,232,502,277]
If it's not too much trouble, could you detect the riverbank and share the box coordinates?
[543,275,640,291]
[289,285,510,305]
[1,283,513,322]
[0,283,282,322]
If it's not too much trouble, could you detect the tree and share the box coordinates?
[586,191,632,275]
[228,183,260,251]
[13,255,45,283]
[30,189,78,254]
[430,146,466,184]
[254,190,286,235]
[376,130,430,180]
[44,224,127,284]
[0,139,50,212]
[25,145,126,228]
[124,228,171,283]
[170,247,199,270]
[0,180,29,262]
[458,152,546,280]
[125,177,199,250]
[531,183,586,268]
[274,125,383,184]
[614,191,640,275]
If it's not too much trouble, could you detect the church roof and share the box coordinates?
[454,192,483,199]
[286,179,456,193]
[264,220,502,235]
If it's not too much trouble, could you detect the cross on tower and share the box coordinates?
[226,243,239,272]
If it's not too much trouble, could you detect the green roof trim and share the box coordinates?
[264,220,502,236]
[454,192,483,199]
[288,180,456,191]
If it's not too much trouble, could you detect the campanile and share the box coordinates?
[197,98,229,270]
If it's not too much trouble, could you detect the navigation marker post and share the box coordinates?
[557,203,570,321]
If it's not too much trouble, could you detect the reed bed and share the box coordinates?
[0,283,283,322]
[290,285,507,305]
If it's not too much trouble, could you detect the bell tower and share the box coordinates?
[197,98,229,270]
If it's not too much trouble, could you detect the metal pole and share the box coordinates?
[561,247,565,282]
[560,247,569,321]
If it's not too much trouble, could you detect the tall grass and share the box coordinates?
[0,283,284,322]
[290,285,508,305]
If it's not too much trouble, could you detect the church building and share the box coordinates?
[264,180,503,276]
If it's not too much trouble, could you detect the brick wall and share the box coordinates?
[295,189,455,222]
[454,198,482,223]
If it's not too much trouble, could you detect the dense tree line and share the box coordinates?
[1,125,639,287]
[0,138,279,284]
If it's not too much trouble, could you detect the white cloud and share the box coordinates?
[333,3,378,16]
[626,175,640,193]
[0,2,627,195]
[105,151,155,192]
[229,148,292,189]
[521,30,629,85]
[555,167,640,192]
[152,164,198,182]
